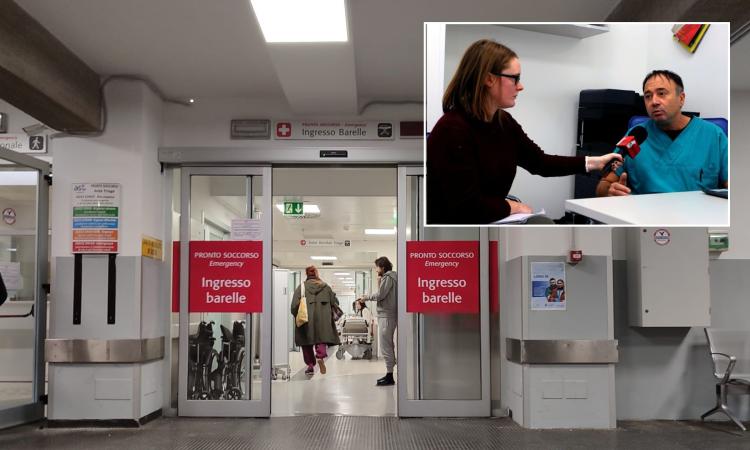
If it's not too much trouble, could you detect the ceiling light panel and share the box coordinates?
[250,0,348,43]
[364,227,397,235]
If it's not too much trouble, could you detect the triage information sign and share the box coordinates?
[71,183,120,253]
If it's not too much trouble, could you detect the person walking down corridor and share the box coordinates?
[291,266,341,375]
[358,256,397,386]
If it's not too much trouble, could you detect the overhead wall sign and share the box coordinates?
[406,241,479,314]
[273,121,395,140]
[188,240,263,313]
[0,134,46,153]
[300,238,351,248]
[71,183,120,253]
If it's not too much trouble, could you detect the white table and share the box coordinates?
[564,191,728,225]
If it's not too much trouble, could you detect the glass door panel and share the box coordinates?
[0,149,49,429]
[397,166,489,416]
[178,167,271,417]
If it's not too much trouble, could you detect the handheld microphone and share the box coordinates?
[602,126,648,174]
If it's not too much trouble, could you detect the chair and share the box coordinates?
[627,116,728,136]
[701,328,750,431]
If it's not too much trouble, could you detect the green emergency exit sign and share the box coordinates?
[284,201,303,216]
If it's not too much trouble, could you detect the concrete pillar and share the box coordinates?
[47,80,166,424]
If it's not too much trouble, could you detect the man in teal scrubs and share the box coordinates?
[596,70,728,196]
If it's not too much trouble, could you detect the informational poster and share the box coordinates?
[406,241,479,314]
[188,240,263,313]
[530,262,567,311]
[230,218,263,241]
[71,183,120,253]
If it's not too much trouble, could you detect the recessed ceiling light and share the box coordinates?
[250,0,348,43]
[334,272,351,276]
[364,227,397,235]
[311,256,337,261]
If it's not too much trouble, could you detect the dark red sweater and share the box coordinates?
[426,109,585,224]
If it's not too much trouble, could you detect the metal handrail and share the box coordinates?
[0,304,34,318]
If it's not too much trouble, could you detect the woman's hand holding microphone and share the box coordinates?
[585,153,624,172]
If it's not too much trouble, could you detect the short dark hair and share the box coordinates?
[643,70,684,94]
[374,256,392,273]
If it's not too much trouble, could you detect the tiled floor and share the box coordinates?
[272,349,396,416]
[1,416,749,449]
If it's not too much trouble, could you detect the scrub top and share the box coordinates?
[616,117,728,194]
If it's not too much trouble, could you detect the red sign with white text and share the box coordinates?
[188,240,263,313]
[490,241,499,314]
[406,241,479,314]
[172,242,180,312]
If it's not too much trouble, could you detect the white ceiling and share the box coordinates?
[12,1,750,114]
[15,0,630,114]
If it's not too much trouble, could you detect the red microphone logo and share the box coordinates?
[616,135,640,158]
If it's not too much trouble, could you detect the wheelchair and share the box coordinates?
[187,321,219,400]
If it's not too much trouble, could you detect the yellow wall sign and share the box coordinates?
[142,236,163,260]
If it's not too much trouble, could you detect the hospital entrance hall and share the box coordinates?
[2,0,750,448]
[270,167,397,416]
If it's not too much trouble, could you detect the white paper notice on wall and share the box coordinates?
[231,218,263,241]
[0,262,22,290]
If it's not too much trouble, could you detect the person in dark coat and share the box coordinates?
[291,266,341,375]
[0,272,7,306]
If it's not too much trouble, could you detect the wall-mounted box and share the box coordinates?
[627,228,710,327]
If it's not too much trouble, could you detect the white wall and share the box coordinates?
[51,80,164,257]
[505,227,612,260]
[435,23,729,219]
[720,90,750,259]
[646,24,729,118]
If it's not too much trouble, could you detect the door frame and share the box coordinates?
[0,146,50,428]
[177,166,272,416]
[396,165,490,416]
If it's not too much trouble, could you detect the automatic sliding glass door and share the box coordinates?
[397,165,489,417]
[0,147,49,429]
[178,167,271,417]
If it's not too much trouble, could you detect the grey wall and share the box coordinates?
[614,259,750,420]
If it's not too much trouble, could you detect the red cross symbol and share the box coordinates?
[276,122,292,138]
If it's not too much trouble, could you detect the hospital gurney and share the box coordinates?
[336,316,373,360]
